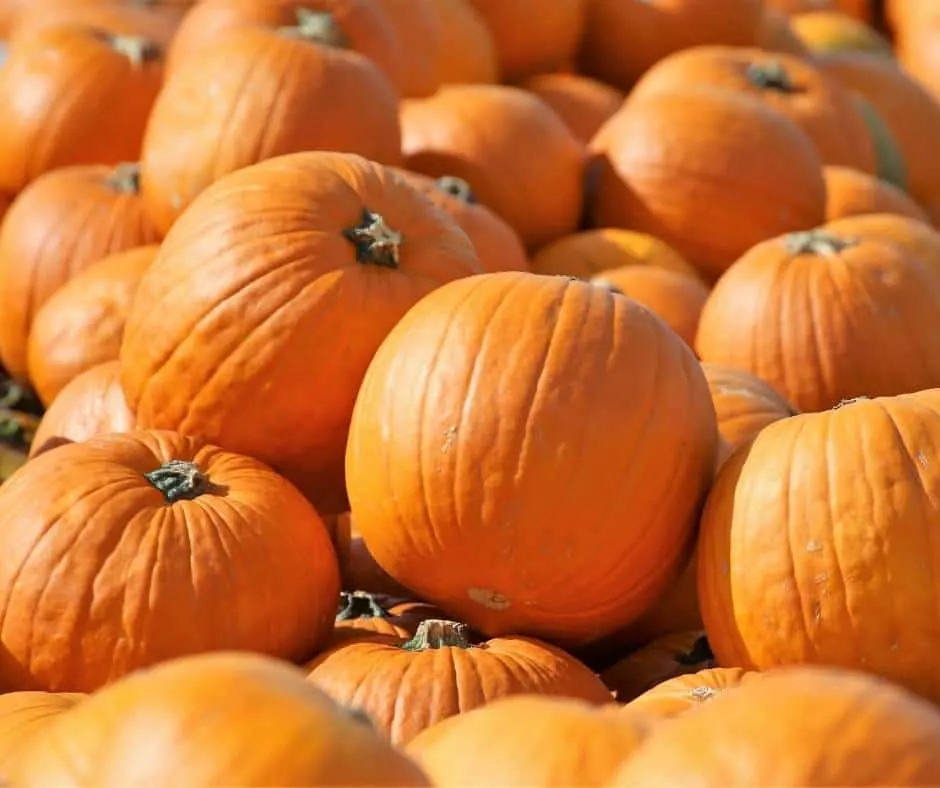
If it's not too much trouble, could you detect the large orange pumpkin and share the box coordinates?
[588,87,826,281]
[122,152,479,516]
[695,228,940,412]
[0,25,162,195]
[407,696,646,787]
[700,392,940,703]
[612,667,940,785]
[0,163,161,382]
[623,666,760,720]
[9,652,430,786]
[141,26,401,235]
[427,0,497,85]
[627,46,877,176]
[522,72,624,145]
[0,430,340,692]
[400,85,585,251]
[824,165,930,223]
[305,618,613,745]
[27,245,157,406]
[0,691,85,774]
[346,273,717,645]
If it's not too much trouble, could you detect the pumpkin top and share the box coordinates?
[435,176,477,205]
[401,619,472,651]
[144,458,209,504]
[278,9,349,48]
[745,60,797,93]
[337,591,391,622]
[784,229,858,257]
[342,209,403,269]
[97,30,161,67]
[105,162,142,194]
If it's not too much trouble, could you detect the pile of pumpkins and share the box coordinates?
[3,0,940,784]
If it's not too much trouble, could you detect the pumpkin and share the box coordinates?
[427,0,497,85]
[371,0,439,97]
[0,25,162,195]
[824,213,940,270]
[612,667,940,785]
[401,85,584,251]
[522,72,624,145]
[695,228,940,412]
[9,652,430,786]
[591,267,710,349]
[0,442,29,486]
[0,429,340,692]
[623,667,760,719]
[699,392,940,702]
[588,87,826,281]
[140,26,401,235]
[305,618,613,745]
[336,521,414,598]
[791,10,893,56]
[392,170,529,273]
[346,273,717,645]
[0,163,161,382]
[531,228,698,280]
[823,165,929,223]
[577,0,764,92]
[849,93,907,191]
[27,245,157,406]
[817,52,940,225]
[0,691,85,774]
[333,591,441,639]
[407,696,647,787]
[770,0,873,21]
[29,362,136,458]
[466,0,585,82]
[896,26,940,103]
[627,46,877,176]
[122,152,479,516]
[757,6,811,56]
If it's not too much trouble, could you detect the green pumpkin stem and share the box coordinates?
[784,230,857,258]
[145,460,209,504]
[106,162,142,194]
[343,209,403,269]
[745,61,796,93]
[401,619,472,651]
[336,591,390,621]
[436,176,478,205]
[280,9,349,47]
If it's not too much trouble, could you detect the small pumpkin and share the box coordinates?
[791,10,893,56]
[407,695,647,787]
[427,0,497,85]
[0,430,340,692]
[333,591,441,640]
[623,667,759,720]
[601,632,715,703]
[400,84,585,251]
[823,165,929,223]
[305,618,613,745]
[0,691,85,774]
[0,163,161,381]
[522,72,624,144]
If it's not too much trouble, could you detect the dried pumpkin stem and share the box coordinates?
[436,176,478,205]
[145,460,209,504]
[343,209,403,269]
[279,9,349,47]
[336,591,390,621]
[102,32,161,67]
[105,162,142,194]
[401,619,472,651]
[745,61,796,92]
[784,230,857,258]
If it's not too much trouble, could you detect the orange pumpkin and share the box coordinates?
[427,0,497,85]
[623,667,760,719]
[333,591,441,640]
[591,267,710,349]
[0,430,340,692]
[0,691,85,774]
[696,228,940,412]
[531,228,697,280]
[824,165,929,223]
[522,72,624,145]
[27,245,157,406]
[589,87,826,281]
[9,652,430,786]
[0,26,162,196]
[122,152,479,516]
[141,26,401,235]
[757,6,811,56]
[700,392,940,703]
[825,212,940,270]
[305,618,613,745]
[346,273,717,645]
[896,25,940,103]
[407,696,646,786]
[29,362,136,458]
[612,667,940,785]
[0,163,161,382]
[401,85,585,251]
[337,531,414,599]
[370,0,440,97]
[578,0,764,92]
[627,46,877,176]
[770,0,873,22]
[601,632,714,704]
[791,10,892,56]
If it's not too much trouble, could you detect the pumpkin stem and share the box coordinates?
[400,619,472,651]
[105,162,142,194]
[675,635,715,667]
[280,8,349,47]
[745,61,797,93]
[336,591,390,621]
[784,230,857,258]
[101,32,161,67]
[145,460,209,504]
[342,209,403,269]
[436,176,477,205]
[834,396,870,410]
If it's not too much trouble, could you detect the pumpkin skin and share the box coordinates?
[332,591,441,640]
[591,267,710,349]
[428,0,497,85]
[824,213,940,270]
[578,0,764,92]
[141,27,402,236]
[824,165,930,223]
[695,229,940,412]
[345,273,717,645]
[9,652,431,786]
[371,0,440,97]
[531,228,697,280]
[400,85,585,251]
[0,164,161,382]
[612,666,940,786]
[791,10,893,56]
[623,666,759,719]
[407,696,647,787]
[122,152,479,516]
[770,0,872,21]
[0,430,340,692]
[27,245,157,406]
[522,72,624,145]
[757,6,811,56]
[0,25,162,195]
[588,87,827,281]
[305,618,613,745]
[699,392,940,703]
[30,362,136,459]
[627,46,877,176]
[0,691,85,774]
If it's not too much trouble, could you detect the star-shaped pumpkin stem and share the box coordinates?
[343,209,403,269]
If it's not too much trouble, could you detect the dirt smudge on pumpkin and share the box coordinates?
[467,587,512,611]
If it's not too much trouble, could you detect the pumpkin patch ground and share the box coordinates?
[2,0,940,784]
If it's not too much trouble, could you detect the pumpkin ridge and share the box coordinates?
[337,591,391,621]
[785,229,858,257]
[400,619,473,651]
[343,209,403,268]
[279,9,349,48]
[144,459,209,503]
